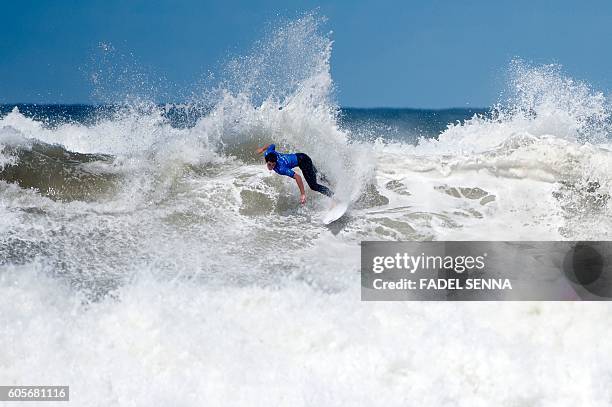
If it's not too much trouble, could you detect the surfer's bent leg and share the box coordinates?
[296,153,334,197]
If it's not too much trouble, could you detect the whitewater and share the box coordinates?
[1,14,612,406]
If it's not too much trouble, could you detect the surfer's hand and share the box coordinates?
[300,194,306,204]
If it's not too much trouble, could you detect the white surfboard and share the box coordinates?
[322,202,348,225]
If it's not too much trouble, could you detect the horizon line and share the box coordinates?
[0,102,490,111]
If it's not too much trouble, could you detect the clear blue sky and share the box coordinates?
[1,0,611,107]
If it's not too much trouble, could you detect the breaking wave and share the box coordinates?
[1,13,611,406]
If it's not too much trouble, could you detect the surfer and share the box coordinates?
[257,144,334,204]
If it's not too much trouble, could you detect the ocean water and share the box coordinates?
[1,14,612,406]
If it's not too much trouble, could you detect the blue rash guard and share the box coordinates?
[265,144,298,178]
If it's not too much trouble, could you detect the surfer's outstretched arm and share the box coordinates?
[256,144,271,154]
[293,173,306,204]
